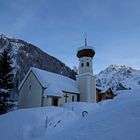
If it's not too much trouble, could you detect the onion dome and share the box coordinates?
[77,37,95,58]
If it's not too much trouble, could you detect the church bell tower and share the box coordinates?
[76,36,96,103]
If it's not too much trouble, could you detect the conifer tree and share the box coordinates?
[0,49,14,114]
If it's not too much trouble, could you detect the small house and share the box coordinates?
[96,86,114,102]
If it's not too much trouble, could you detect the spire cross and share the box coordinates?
[85,33,87,46]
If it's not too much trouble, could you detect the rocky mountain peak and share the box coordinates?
[96,64,140,91]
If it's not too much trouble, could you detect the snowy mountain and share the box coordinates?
[0,33,76,92]
[96,64,140,91]
[1,33,140,93]
[0,89,140,140]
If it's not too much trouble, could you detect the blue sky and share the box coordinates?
[0,0,140,73]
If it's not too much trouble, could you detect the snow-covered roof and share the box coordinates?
[44,85,64,97]
[100,87,111,93]
[96,86,111,94]
[96,86,102,91]
[77,45,95,52]
[19,67,79,97]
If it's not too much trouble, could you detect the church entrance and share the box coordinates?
[52,97,59,106]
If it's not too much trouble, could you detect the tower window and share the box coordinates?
[81,63,84,67]
[87,62,89,67]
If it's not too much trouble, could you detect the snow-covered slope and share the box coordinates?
[0,89,140,140]
[96,64,140,91]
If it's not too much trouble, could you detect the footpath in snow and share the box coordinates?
[0,89,140,140]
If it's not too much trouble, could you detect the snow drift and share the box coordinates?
[0,89,140,140]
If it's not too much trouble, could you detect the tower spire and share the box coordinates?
[84,32,87,46]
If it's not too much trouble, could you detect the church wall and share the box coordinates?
[57,98,61,106]
[47,97,52,106]
[68,93,77,103]
[18,72,42,108]
[43,97,52,106]
[90,77,96,103]
[77,74,96,103]
[43,96,63,106]
[79,57,93,74]
[43,93,78,106]
[77,77,87,102]
[58,97,64,105]
[58,92,78,105]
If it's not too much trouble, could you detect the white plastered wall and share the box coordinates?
[79,57,93,74]
[43,92,78,106]
[18,72,43,109]
[76,74,96,103]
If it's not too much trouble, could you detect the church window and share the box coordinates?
[64,93,69,103]
[81,63,84,67]
[72,95,74,102]
[29,84,31,90]
[87,62,89,67]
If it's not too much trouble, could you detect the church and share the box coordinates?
[18,38,96,108]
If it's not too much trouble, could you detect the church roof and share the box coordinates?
[18,67,79,97]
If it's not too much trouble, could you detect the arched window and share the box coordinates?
[87,62,89,67]
[81,63,84,67]
[29,85,31,90]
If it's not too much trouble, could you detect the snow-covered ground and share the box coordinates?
[0,89,140,140]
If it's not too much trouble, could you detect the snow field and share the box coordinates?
[0,89,140,140]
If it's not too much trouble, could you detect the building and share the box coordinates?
[96,86,114,102]
[76,37,96,103]
[18,38,96,108]
[18,67,79,108]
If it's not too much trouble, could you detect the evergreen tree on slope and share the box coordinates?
[0,49,14,115]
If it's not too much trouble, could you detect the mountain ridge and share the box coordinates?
[96,64,140,91]
[0,33,77,93]
[1,33,140,93]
